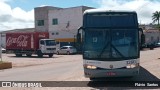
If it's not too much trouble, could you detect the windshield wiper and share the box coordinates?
[98,42,109,58]
[98,43,126,58]
[111,44,126,58]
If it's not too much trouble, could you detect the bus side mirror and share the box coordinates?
[141,34,145,45]
[139,28,145,45]
[76,27,83,44]
[77,33,81,44]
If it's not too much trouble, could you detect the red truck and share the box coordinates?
[6,32,56,57]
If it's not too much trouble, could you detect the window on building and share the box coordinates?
[37,20,44,26]
[56,32,59,35]
[52,18,58,25]
[52,32,59,35]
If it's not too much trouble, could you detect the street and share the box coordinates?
[0,48,160,89]
[0,54,85,81]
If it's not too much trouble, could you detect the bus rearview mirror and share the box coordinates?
[141,34,145,45]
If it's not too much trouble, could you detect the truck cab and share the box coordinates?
[38,39,56,57]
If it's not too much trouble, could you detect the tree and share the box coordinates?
[152,11,160,25]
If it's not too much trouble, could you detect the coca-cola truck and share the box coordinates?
[6,32,56,57]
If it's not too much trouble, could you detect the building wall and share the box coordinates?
[48,7,83,40]
[47,6,93,46]
[144,30,160,45]
[34,6,62,32]
[34,6,94,46]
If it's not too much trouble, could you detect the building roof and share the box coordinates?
[1,28,35,34]
[35,5,94,11]
[34,6,62,10]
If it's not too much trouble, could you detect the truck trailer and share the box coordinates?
[6,32,56,57]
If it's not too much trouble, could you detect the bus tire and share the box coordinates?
[89,78,97,81]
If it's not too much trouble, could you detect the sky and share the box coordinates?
[0,0,160,31]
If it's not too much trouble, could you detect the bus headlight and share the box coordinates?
[84,64,97,69]
[126,63,139,68]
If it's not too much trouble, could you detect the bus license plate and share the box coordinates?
[106,72,116,76]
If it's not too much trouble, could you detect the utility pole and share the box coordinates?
[0,33,2,62]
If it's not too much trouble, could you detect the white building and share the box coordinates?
[143,29,160,45]
[34,6,93,46]
[139,25,160,46]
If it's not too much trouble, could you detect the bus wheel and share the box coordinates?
[89,78,97,81]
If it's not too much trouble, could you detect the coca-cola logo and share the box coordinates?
[6,35,28,47]
[39,34,45,38]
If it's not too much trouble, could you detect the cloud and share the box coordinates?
[0,0,34,31]
[94,0,160,24]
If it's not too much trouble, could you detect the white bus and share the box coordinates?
[77,9,144,80]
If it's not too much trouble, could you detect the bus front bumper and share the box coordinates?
[84,67,139,78]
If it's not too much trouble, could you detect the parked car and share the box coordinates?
[1,48,6,53]
[56,46,77,55]
[155,42,160,47]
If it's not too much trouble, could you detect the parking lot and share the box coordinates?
[0,48,160,89]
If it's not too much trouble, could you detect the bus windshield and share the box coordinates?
[83,29,138,61]
[82,12,139,61]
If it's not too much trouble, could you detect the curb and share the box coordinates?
[0,62,12,69]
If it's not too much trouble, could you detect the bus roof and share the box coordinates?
[84,9,136,14]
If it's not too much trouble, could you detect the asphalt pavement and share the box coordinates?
[0,48,160,89]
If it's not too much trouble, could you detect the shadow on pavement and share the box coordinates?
[87,66,160,89]
[8,55,60,59]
